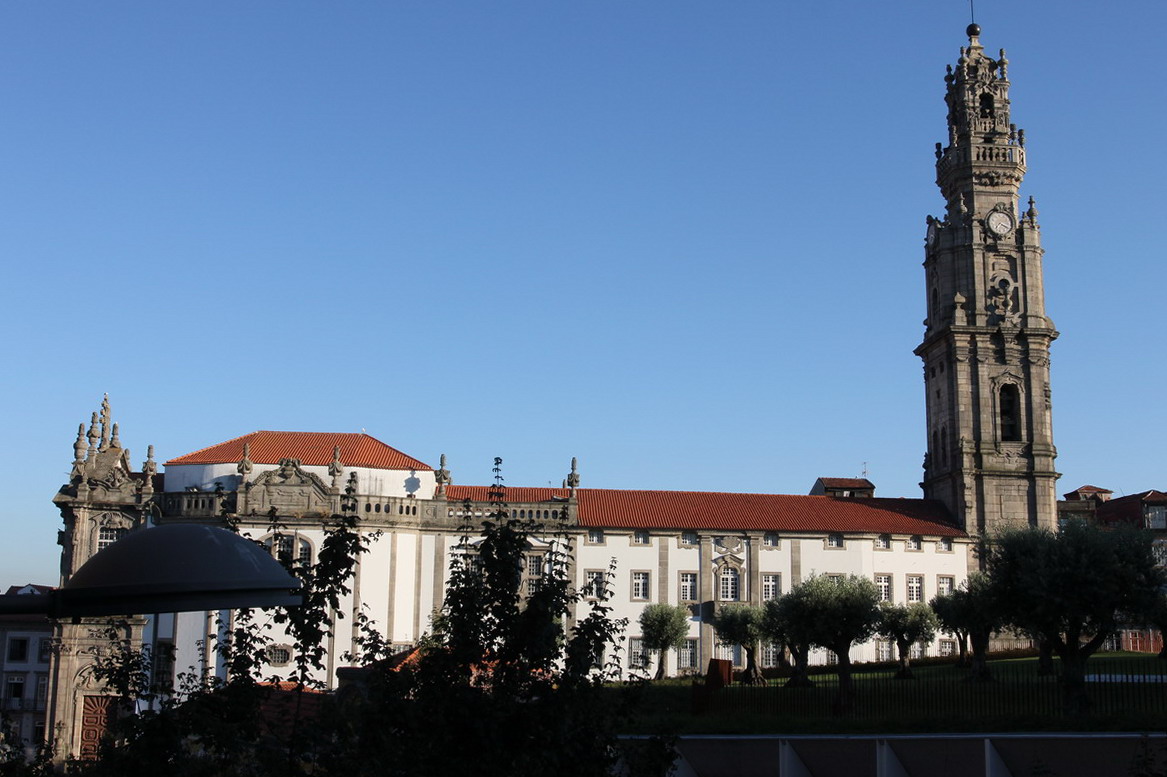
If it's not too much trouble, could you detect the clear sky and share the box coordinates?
[2,1,1164,589]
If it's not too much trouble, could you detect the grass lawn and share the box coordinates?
[623,653,1167,736]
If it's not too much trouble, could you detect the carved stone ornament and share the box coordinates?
[249,458,333,516]
[714,536,743,554]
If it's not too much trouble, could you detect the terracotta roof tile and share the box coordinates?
[817,478,875,489]
[444,486,963,536]
[165,431,431,471]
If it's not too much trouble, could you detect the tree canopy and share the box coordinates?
[985,522,1166,711]
[876,602,938,679]
[711,604,765,684]
[638,603,691,680]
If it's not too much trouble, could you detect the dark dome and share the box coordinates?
[967,23,982,38]
[58,524,302,616]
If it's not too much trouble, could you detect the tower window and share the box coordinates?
[979,93,995,119]
[1000,384,1021,441]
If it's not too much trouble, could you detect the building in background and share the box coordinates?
[44,24,1073,759]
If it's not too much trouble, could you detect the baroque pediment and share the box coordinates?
[247,458,333,516]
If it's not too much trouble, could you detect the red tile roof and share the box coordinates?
[817,478,875,490]
[444,486,962,536]
[165,431,431,471]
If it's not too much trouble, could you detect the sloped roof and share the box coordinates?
[816,478,875,490]
[444,485,962,536]
[165,431,431,471]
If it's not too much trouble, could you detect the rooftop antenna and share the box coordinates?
[860,462,869,479]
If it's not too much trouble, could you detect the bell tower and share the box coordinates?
[915,24,1058,534]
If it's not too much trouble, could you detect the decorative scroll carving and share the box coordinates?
[248,459,333,516]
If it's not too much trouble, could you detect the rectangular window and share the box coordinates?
[825,650,838,666]
[907,574,924,603]
[906,535,922,551]
[98,526,126,551]
[875,534,891,550]
[1155,542,1167,567]
[762,574,781,601]
[632,530,650,545]
[679,572,697,602]
[876,640,894,662]
[6,639,27,663]
[761,642,782,668]
[37,638,51,664]
[939,640,956,657]
[717,643,742,667]
[35,676,48,705]
[680,531,698,546]
[678,639,698,670]
[910,641,927,660]
[719,568,740,601]
[584,570,605,599]
[586,529,604,545]
[1148,507,1167,530]
[875,574,892,602]
[762,533,779,547]
[526,554,543,577]
[936,576,955,596]
[826,533,844,549]
[938,536,954,552]
[629,638,647,669]
[6,676,24,701]
[631,571,651,601]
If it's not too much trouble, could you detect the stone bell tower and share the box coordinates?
[915,25,1058,535]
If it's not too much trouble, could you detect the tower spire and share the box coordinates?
[916,28,1058,535]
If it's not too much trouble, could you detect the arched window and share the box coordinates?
[979,92,995,118]
[1000,384,1021,441]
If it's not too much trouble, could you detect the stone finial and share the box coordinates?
[73,424,87,464]
[110,422,121,449]
[998,49,1008,78]
[565,457,580,492]
[328,446,345,488]
[1017,128,1025,147]
[934,142,943,160]
[142,445,157,477]
[99,394,111,450]
[87,412,100,454]
[237,442,253,478]
[434,453,452,496]
[1026,196,1039,225]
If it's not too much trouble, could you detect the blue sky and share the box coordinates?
[2,1,1164,588]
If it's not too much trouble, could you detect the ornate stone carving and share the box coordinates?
[434,453,452,496]
[248,459,333,516]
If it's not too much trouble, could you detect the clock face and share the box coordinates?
[987,211,1014,236]
[926,221,938,247]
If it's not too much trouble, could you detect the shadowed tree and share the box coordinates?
[711,604,766,684]
[762,597,813,687]
[931,572,1001,682]
[986,522,1165,714]
[637,603,691,680]
[876,602,938,679]
[784,575,880,714]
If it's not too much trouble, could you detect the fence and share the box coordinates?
[692,656,1167,723]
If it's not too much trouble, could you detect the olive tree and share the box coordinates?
[762,596,813,687]
[637,603,691,680]
[783,575,880,714]
[986,522,1165,713]
[876,602,938,679]
[930,572,1001,681]
[710,604,766,685]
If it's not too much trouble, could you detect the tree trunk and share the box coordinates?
[955,632,970,668]
[831,648,855,716]
[894,638,914,679]
[654,650,666,681]
[967,630,992,682]
[785,643,815,687]
[1036,639,1055,676]
[741,644,765,685]
[1058,647,1091,716]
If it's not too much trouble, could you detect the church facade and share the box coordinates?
[45,24,1057,759]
